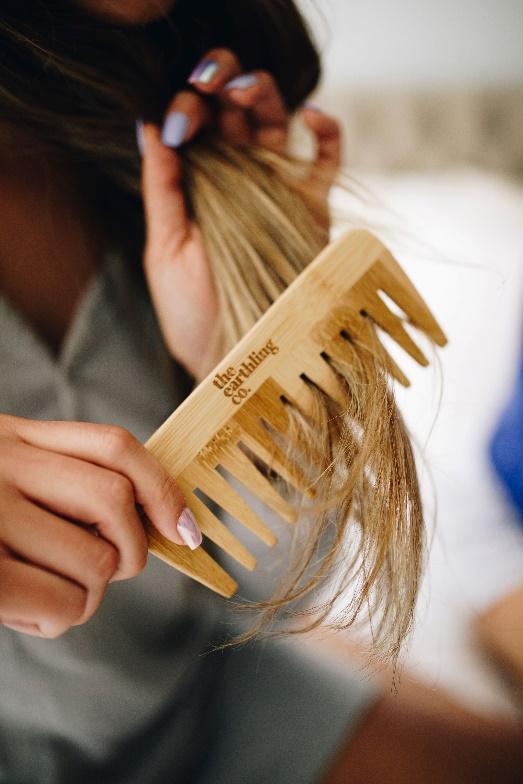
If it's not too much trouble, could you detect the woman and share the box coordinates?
[0,2,520,782]
[0,1,380,781]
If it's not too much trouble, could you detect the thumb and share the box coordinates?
[140,122,190,255]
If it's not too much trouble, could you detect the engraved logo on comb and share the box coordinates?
[197,424,235,467]
[212,338,280,405]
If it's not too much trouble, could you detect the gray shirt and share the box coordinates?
[0,252,224,781]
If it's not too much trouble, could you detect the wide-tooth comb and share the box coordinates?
[144,229,447,597]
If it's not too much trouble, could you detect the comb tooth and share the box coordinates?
[362,291,429,367]
[274,344,347,410]
[311,297,411,386]
[219,443,298,524]
[365,331,411,387]
[232,406,313,498]
[245,378,332,500]
[234,382,314,495]
[363,322,411,386]
[254,377,318,459]
[147,527,238,598]
[269,369,321,426]
[245,377,299,450]
[191,495,257,571]
[374,253,447,346]
[189,462,278,547]
[329,329,411,388]
[255,378,291,434]
[176,478,257,571]
[299,352,347,408]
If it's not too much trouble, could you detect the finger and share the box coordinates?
[186,48,251,142]
[141,123,190,255]
[0,555,86,639]
[188,51,288,128]
[301,105,342,170]
[161,89,213,148]
[4,444,143,582]
[224,71,289,130]
[300,105,342,206]
[1,493,118,621]
[224,70,289,152]
[8,417,195,547]
[215,107,252,145]
[251,124,288,155]
[187,48,242,94]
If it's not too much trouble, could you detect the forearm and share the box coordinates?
[323,683,523,784]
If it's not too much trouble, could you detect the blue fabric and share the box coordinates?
[490,344,523,522]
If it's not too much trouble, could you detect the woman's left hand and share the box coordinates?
[139,48,341,383]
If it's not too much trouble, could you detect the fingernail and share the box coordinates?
[161,111,189,148]
[188,59,219,85]
[135,118,145,155]
[177,507,203,550]
[224,74,258,91]
[304,101,321,111]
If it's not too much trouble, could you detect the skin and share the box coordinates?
[74,0,179,25]
[324,672,523,783]
[315,637,523,783]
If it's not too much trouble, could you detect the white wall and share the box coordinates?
[300,0,523,90]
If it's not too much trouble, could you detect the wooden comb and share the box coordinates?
[144,229,447,597]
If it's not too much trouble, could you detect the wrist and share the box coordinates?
[171,335,225,388]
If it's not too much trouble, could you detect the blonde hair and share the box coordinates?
[183,138,425,660]
[1,1,425,660]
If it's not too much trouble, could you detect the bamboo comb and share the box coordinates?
[145,229,447,597]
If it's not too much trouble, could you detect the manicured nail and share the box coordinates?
[177,507,203,550]
[161,111,189,148]
[304,101,321,111]
[188,59,219,85]
[224,74,258,91]
[135,118,145,155]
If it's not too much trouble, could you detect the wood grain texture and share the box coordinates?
[144,229,447,596]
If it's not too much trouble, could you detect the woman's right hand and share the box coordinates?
[140,48,342,384]
[0,414,201,639]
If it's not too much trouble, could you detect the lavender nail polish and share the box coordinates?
[304,101,321,111]
[135,119,145,155]
[177,507,202,550]
[188,59,219,85]
[161,112,189,148]
[224,74,258,91]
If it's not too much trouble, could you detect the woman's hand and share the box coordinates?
[0,414,201,639]
[139,48,341,384]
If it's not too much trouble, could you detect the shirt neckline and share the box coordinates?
[0,251,119,371]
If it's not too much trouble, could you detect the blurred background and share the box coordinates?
[300,0,522,173]
[300,0,523,719]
